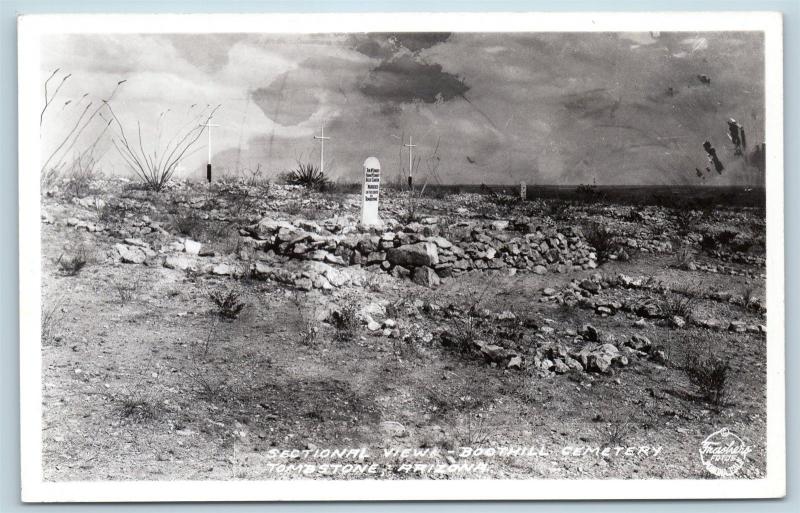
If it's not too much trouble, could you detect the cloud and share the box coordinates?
[360,55,468,104]
[40,31,765,185]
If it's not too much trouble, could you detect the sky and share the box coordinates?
[40,31,765,185]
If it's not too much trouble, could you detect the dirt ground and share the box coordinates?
[39,180,768,481]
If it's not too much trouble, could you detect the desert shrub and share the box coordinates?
[716,230,738,246]
[330,303,359,342]
[291,293,320,346]
[56,248,88,276]
[98,200,128,225]
[488,193,519,208]
[684,350,730,406]
[286,162,329,190]
[658,293,696,320]
[61,154,102,199]
[114,281,139,304]
[117,395,159,422]
[208,287,246,320]
[673,247,695,270]
[582,222,617,264]
[594,397,634,445]
[109,103,219,192]
[41,296,66,345]
[674,210,699,235]
[446,313,482,354]
[700,233,719,253]
[172,209,202,239]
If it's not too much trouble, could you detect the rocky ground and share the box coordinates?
[40,177,768,481]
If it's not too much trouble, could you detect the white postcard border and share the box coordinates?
[18,11,785,502]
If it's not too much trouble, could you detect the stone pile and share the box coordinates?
[241,215,599,288]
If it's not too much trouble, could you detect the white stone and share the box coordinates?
[184,239,202,255]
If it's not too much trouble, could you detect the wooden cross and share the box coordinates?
[313,123,330,175]
[201,122,220,182]
[404,135,417,188]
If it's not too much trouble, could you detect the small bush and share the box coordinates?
[684,350,730,406]
[582,222,617,264]
[56,249,88,276]
[172,209,202,238]
[674,210,699,235]
[716,230,738,246]
[658,293,696,320]
[286,162,329,190]
[117,396,159,422]
[62,155,101,199]
[41,296,66,345]
[114,281,139,304]
[208,287,246,320]
[674,247,695,270]
[488,194,520,208]
[700,233,719,253]
[291,293,320,346]
[330,303,359,342]
[98,200,128,225]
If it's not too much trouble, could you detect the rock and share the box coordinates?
[380,421,407,438]
[412,266,440,288]
[212,263,232,276]
[478,342,509,363]
[579,324,599,342]
[497,310,516,321]
[698,318,723,330]
[367,320,381,332]
[124,237,148,248]
[164,255,190,270]
[633,318,648,328]
[115,243,146,264]
[387,242,439,267]
[428,236,453,249]
[539,326,554,335]
[533,265,547,275]
[573,343,624,374]
[366,251,387,265]
[184,239,202,255]
[729,320,747,333]
[579,279,600,293]
[564,356,584,371]
[295,277,313,291]
[391,265,411,279]
[542,287,557,296]
[382,319,396,329]
[324,267,349,287]
[650,349,669,365]
[361,302,386,319]
[626,334,652,352]
[552,359,570,374]
[507,355,522,370]
[670,315,686,328]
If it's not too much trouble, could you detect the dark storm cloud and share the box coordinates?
[350,32,467,106]
[360,54,469,104]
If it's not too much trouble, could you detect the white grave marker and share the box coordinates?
[520,181,527,200]
[361,157,381,226]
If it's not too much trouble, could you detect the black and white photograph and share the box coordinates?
[18,12,785,501]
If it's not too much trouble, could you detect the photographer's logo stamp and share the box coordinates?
[700,428,753,477]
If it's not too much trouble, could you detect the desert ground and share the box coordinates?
[39,175,768,481]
